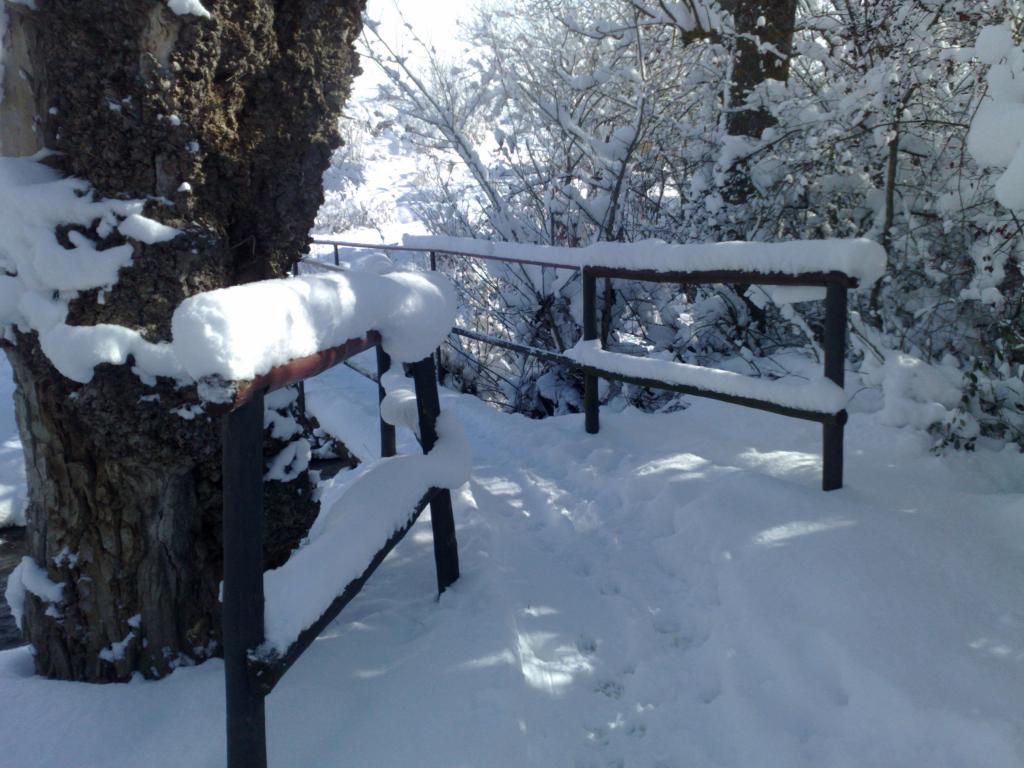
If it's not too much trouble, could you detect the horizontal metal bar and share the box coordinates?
[344,358,379,382]
[309,239,418,253]
[452,327,844,422]
[451,327,572,367]
[205,332,382,414]
[309,241,863,286]
[581,365,848,424]
[297,259,349,274]
[309,240,579,270]
[582,266,859,288]
[250,487,441,694]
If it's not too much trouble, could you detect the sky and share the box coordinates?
[364,0,467,47]
[356,0,469,94]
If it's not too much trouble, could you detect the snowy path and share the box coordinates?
[0,358,1023,766]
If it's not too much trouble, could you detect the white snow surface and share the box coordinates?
[171,270,456,384]
[39,322,184,384]
[968,26,1024,210]
[4,556,63,630]
[0,155,185,384]
[165,0,210,19]
[0,358,1023,766]
[0,156,139,293]
[0,155,453,388]
[567,340,848,414]
[404,234,888,287]
[261,405,470,654]
[117,213,181,245]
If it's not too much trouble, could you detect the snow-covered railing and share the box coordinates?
[308,237,887,491]
[172,270,464,768]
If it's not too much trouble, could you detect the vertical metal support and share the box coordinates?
[333,244,340,267]
[222,393,268,768]
[823,283,847,491]
[295,382,306,424]
[429,251,444,385]
[376,346,397,459]
[582,269,600,434]
[411,356,460,593]
[291,261,306,421]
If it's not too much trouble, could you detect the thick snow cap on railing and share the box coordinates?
[568,341,847,415]
[261,410,471,654]
[170,270,457,387]
[403,235,887,286]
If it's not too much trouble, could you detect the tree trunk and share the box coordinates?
[720,0,797,204]
[0,0,364,682]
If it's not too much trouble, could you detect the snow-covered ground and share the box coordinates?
[1,354,1022,767]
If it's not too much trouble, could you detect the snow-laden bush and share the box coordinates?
[350,0,1023,447]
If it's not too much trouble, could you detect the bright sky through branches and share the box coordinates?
[357,0,467,93]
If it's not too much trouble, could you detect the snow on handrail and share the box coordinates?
[567,341,847,416]
[399,235,887,286]
[170,269,457,405]
[259,410,470,657]
[308,237,579,269]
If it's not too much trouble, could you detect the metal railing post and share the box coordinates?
[376,346,396,458]
[222,392,268,768]
[333,243,340,267]
[291,261,306,421]
[429,251,445,385]
[582,269,600,434]
[411,356,460,593]
[822,283,847,491]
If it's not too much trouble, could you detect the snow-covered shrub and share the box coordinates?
[353,0,1023,446]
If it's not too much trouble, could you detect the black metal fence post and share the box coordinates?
[333,243,340,267]
[822,283,847,491]
[292,261,307,421]
[429,251,444,386]
[582,269,600,434]
[222,392,268,768]
[376,346,397,458]
[411,356,460,593]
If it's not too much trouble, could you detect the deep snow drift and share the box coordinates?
[0,354,1021,768]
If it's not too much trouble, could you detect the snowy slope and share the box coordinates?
[0,357,1021,767]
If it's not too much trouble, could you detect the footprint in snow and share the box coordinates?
[594,678,625,699]
[576,633,598,655]
[582,723,610,747]
[625,721,646,738]
[651,612,708,651]
[694,665,722,704]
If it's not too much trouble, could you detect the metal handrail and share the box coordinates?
[302,237,849,491]
[308,237,579,270]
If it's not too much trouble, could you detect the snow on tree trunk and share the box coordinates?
[0,0,364,682]
[719,0,797,205]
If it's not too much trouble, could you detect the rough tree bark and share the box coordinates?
[0,0,364,682]
[719,0,797,204]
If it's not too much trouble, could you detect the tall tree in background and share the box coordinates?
[718,0,797,203]
[0,0,364,682]
[357,0,1021,446]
